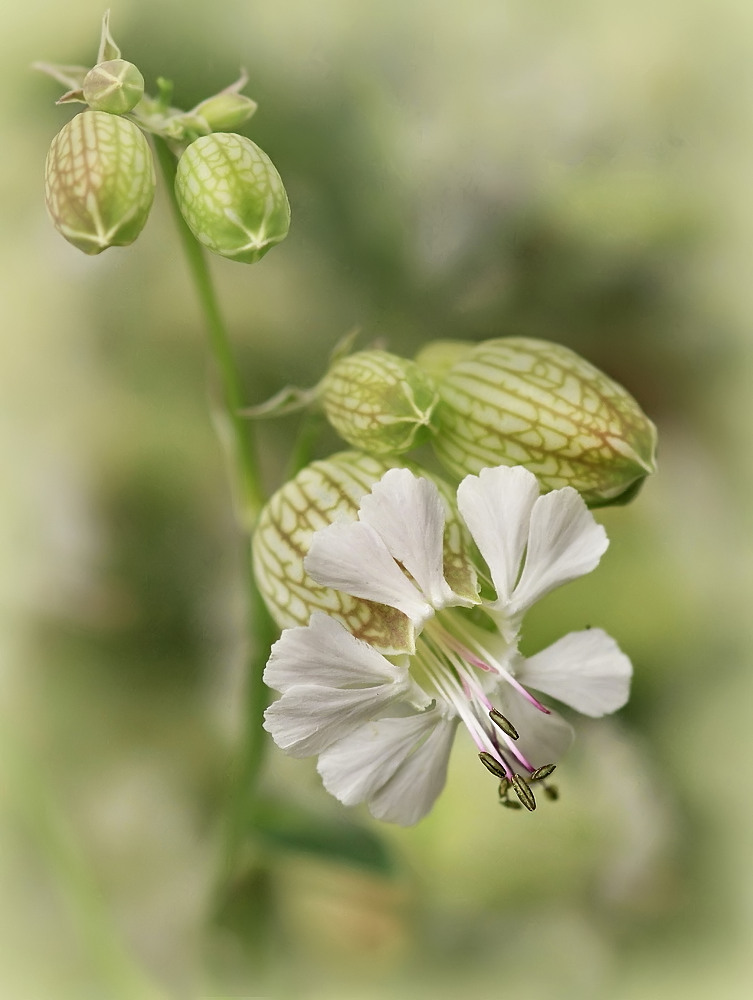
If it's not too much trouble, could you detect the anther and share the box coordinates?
[511,773,537,812]
[479,751,507,779]
[530,763,556,782]
[489,708,519,740]
[544,784,559,802]
[498,776,522,809]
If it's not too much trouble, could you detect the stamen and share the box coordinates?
[420,633,516,779]
[418,622,553,795]
[511,773,537,812]
[499,769,558,811]
[478,751,507,779]
[499,737,536,776]
[437,623,551,715]
[530,763,556,781]
[489,708,519,740]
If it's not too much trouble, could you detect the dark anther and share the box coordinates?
[530,763,556,782]
[512,773,537,812]
[489,708,519,740]
[498,776,522,809]
[479,751,507,779]
[544,784,559,802]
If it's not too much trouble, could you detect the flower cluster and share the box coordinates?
[39,12,289,260]
[40,13,653,832]
[257,462,632,825]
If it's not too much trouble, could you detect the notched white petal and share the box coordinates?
[457,466,540,607]
[306,520,434,627]
[369,711,458,825]
[263,614,434,758]
[264,681,408,758]
[517,628,632,717]
[317,707,456,825]
[263,613,408,694]
[358,469,457,610]
[508,487,608,617]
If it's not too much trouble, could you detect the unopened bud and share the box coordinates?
[83,60,144,114]
[414,340,474,382]
[427,337,657,506]
[252,451,476,654]
[320,350,440,455]
[191,92,258,131]
[44,110,155,255]
[174,132,290,263]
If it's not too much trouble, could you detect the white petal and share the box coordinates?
[263,613,408,694]
[508,487,608,617]
[305,520,434,627]
[317,707,457,825]
[263,614,432,756]
[456,466,540,606]
[263,681,408,757]
[517,629,632,717]
[357,469,457,609]
[495,685,574,768]
[369,712,458,825]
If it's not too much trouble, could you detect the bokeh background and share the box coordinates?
[2,0,752,997]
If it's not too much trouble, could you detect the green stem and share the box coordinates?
[152,137,265,529]
[217,580,278,886]
[285,409,325,480]
[153,136,276,889]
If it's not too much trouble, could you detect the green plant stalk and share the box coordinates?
[152,137,265,529]
[153,136,275,887]
[285,409,326,480]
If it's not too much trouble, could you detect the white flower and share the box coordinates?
[263,465,632,825]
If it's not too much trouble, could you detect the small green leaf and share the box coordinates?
[97,10,122,63]
[240,384,317,419]
[33,61,91,93]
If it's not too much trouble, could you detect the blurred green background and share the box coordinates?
[2,0,752,997]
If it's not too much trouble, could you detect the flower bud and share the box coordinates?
[174,133,290,263]
[252,451,477,653]
[44,110,156,255]
[320,350,440,455]
[414,339,474,382]
[428,337,657,506]
[190,92,258,132]
[83,60,144,114]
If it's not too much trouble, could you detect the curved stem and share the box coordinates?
[285,410,325,480]
[152,137,265,529]
[153,136,276,889]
